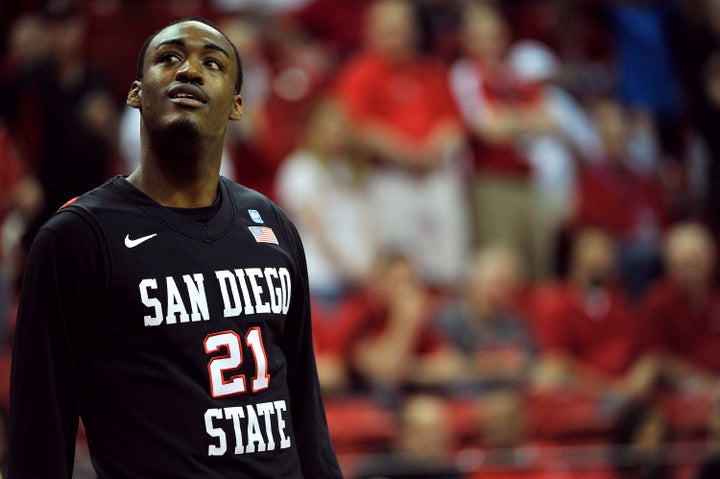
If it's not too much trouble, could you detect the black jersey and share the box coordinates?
[8,176,343,479]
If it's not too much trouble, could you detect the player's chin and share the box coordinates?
[166,116,201,137]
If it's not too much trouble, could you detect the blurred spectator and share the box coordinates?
[641,222,720,392]
[509,0,618,103]
[532,228,654,398]
[353,393,463,479]
[334,0,470,288]
[609,399,674,479]
[276,98,377,306]
[428,245,536,472]
[507,39,603,239]
[572,96,667,301]
[0,8,117,241]
[433,244,536,394]
[428,245,537,459]
[329,251,464,398]
[449,1,556,281]
[1,12,49,75]
[608,0,684,159]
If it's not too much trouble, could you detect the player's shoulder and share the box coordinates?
[82,175,128,203]
[34,199,106,256]
[57,176,128,216]
[41,177,128,241]
[222,177,301,244]
[222,177,291,222]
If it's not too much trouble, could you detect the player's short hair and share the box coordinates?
[136,16,243,94]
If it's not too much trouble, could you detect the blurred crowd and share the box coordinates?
[3,0,720,477]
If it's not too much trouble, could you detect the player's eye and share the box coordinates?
[204,58,224,71]
[160,52,182,64]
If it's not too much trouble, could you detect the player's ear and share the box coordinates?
[127,81,142,109]
[229,94,243,121]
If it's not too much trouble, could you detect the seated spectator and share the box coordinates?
[572,96,668,301]
[431,245,536,458]
[433,244,537,393]
[276,98,377,306]
[326,251,464,398]
[641,222,720,392]
[353,393,463,479]
[532,228,654,398]
[334,0,470,288]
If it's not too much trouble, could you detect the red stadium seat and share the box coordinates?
[324,396,397,454]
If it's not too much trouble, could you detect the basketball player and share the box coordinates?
[8,17,342,478]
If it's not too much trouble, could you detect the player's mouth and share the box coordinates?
[168,83,208,108]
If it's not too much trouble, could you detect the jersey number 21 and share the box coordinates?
[204,328,270,398]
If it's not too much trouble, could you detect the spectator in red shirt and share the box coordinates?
[572,96,668,301]
[333,0,470,288]
[641,222,720,392]
[449,1,558,281]
[317,251,464,398]
[533,228,654,397]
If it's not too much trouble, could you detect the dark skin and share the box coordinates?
[126,20,243,208]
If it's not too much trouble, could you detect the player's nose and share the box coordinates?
[176,57,204,85]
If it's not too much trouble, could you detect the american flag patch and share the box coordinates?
[249,226,278,245]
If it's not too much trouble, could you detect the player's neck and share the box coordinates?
[129,141,222,208]
[128,164,220,208]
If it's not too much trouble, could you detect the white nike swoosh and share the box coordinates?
[124,233,158,248]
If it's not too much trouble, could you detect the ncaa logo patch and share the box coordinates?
[248,209,264,224]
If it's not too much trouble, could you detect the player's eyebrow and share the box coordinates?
[156,38,230,58]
